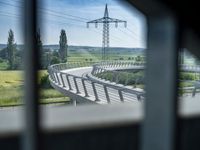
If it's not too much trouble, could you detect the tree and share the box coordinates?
[7,29,16,69]
[36,29,43,52]
[0,48,8,59]
[59,29,68,62]
[51,56,61,65]
[135,55,142,62]
[36,29,46,69]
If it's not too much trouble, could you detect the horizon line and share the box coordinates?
[0,43,146,49]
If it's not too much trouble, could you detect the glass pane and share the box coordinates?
[179,48,200,101]
[0,0,24,107]
[0,0,24,144]
[38,0,147,106]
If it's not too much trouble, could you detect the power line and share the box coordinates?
[0,10,133,44]
[0,1,88,22]
[3,0,23,3]
[0,13,131,46]
[0,1,22,8]
[0,13,19,20]
[0,3,136,46]
[44,6,144,41]
[0,10,21,17]
[0,12,21,21]
[39,7,88,21]
[0,9,119,42]
[42,17,124,43]
[118,28,140,41]
[0,1,142,38]
[39,9,128,42]
[115,12,146,38]
[87,4,127,60]
[40,10,86,23]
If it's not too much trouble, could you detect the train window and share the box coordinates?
[40,0,147,107]
[0,0,24,107]
[0,0,24,139]
[1,0,200,150]
[179,49,200,101]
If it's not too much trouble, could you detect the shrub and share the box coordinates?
[40,74,52,89]
[180,73,195,80]
[0,58,4,63]
[13,57,22,70]
[51,56,60,65]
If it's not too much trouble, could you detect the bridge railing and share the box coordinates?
[91,61,145,84]
[48,62,144,104]
[90,62,200,96]
[180,65,200,72]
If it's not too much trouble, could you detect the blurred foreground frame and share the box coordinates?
[1,0,200,150]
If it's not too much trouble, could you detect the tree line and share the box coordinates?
[0,29,68,70]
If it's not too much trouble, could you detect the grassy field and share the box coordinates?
[68,54,139,62]
[1,50,197,107]
[0,62,9,70]
[0,70,70,107]
[68,49,142,62]
[0,71,23,88]
[179,81,195,88]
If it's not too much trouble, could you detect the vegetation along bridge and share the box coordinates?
[48,61,200,104]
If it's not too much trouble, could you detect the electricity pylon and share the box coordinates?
[87,4,127,60]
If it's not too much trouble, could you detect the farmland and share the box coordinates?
[0,70,70,107]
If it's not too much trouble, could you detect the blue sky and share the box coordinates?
[0,0,147,48]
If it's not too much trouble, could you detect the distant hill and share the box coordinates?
[0,44,24,50]
[0,44,145,55]
[43,45,145,55]
[0,44,6,50]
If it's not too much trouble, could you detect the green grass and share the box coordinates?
[0,70,70,107]
[0,87,23,106]
[68,53,140,62]
[0,87,70,107]
[135,84,145,89]
[40,88,65,99]
[0,54,144,106]
[0,70,48,87]
[0,62,9,70]
[0,70,23,88]
[40,97,70,104]
[179,81,194,88]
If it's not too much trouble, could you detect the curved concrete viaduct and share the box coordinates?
[48,61,200,104]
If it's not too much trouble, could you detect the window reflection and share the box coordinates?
[179,48,200,101]
[0,0,23,107]
[39,0,147,105]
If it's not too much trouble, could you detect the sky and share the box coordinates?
[0,0,147,48]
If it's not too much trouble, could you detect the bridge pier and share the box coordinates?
[192,88,196,97]
[70,98,77,106]
[193,81,200,97]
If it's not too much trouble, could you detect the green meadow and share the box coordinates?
[0,50,140,107]
[0,70,70,107]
